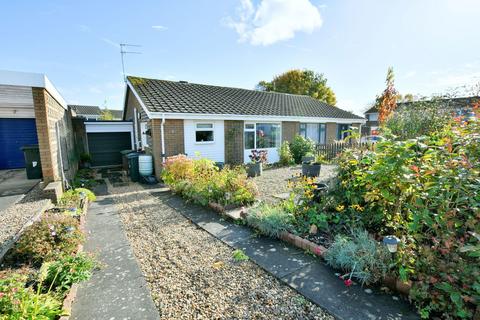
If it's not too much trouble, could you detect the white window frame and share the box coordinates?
[195,122,215,144]
[244,122,281,150]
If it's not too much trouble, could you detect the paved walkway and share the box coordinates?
[158,193,419,320]
[70,197,160,320]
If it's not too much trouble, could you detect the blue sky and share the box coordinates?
[1,0,480,115]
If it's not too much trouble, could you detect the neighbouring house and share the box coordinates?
[123,76,365,178]
[364,106,379,136]
[0,70,77,183]
[70,104,102,120]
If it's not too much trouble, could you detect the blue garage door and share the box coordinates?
[0,118,38,169]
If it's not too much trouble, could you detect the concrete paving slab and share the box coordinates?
[0,169,39,211]
[234,235,316,278]
[280,262,418,320]
[70,197,160,320]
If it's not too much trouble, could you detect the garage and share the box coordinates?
[85,122,134,167]
[0,118,38,169]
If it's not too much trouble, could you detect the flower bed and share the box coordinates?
[0,188,96,319]
[162,155,258,208]
[241,117,480,319]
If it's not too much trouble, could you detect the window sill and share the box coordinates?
[195,141,215,145]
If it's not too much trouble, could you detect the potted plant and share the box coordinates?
[247,150,267,177]
[79,153,92,169]
[302,154,326,177]
[301,152,315,164]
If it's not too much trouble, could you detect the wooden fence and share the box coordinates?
[316,142,372,161]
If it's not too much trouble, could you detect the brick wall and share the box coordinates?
[282,121,300,142]
[326,122,337,143]
[151,119,185,178]
[33,87,77,184]
[224,120,244,164]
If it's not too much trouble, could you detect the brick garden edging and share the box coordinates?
[235,207,414,296]
[59,198,90,320]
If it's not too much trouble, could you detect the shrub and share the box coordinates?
[245,204,294,238]
[290,135,316,164]
[383,97,453,140]
[9,214,83,266]
[278,141,294,166]
[0,273,62,319]
[162,155,258,207]
[59,188,96,207]
[334,118,480,318]
[324,229,392,285]
[41,253,96,294]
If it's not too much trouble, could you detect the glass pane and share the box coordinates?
[306,124,319,142]
[244,131,254,149]
[196,130,214,142]
[256,123,280,148]
[245,123,255,130]
[299,123,306,137]
[197,123,213,129]
[319,124,326,144]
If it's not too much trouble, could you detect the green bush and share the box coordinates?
[0,273,62,320]
[289,135,316,164]
[278,141,294,166]
[324,229,391,285]
[162,155,258,207]
[59,188,96,207]
[334,118,480,318]
[9,214,83,266]
[384,98,452,140]
[245,204,294,238]
[41,253,96,294]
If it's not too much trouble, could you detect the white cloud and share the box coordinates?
[225,0,322,46]
[152,25,168,31]
[403,70,417,79]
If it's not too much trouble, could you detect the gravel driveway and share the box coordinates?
[0,184,50,253]
[114,189,333,319]
[253,165,337,203]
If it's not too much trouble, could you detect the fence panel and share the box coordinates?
[316,142,371,161]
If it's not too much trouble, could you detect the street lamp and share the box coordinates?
[383,235,400,253]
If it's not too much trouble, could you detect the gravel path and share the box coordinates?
[253,165,337,203]
[114,189,333,320]
[0,184,50,252]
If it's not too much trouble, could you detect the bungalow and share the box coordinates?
[123,76,365,178]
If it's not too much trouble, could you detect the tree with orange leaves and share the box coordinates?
[376,67,398,125]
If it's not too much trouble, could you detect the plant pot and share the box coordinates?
[302,163,321,177]
[302,156,315,163]
[246,162,262,177]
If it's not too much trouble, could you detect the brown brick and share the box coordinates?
[282,121,300,143]
[224,120,244,165]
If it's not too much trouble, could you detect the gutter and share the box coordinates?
[161,113,166,163]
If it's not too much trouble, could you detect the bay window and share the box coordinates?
[244,123,281,149]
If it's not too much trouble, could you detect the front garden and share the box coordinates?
[161,113,479,319]
[0,187,96,319]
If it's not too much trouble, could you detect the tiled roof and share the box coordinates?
[365,106,378,114]
[127,76,364,120]
[69,105,101,116]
